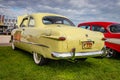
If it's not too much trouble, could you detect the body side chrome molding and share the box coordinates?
[106,38,120,45]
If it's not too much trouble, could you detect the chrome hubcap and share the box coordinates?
[106,48,114,57]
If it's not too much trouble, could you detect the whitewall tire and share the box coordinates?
[11,40,16,50]
[33,52,47,66]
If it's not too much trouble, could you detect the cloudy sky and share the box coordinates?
[0,0,120,25]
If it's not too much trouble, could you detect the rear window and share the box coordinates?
[109,24,120,33]
[42,16,75,26]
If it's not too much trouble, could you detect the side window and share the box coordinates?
[20,18,28,27]
[79,25,90,30]
[28,17,35,27]
[92,25,106,33]
[109,24,120,33]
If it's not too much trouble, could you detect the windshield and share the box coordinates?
[109,24,120,33]
[42,16,75,26]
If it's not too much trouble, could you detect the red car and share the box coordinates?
[78,22,120,57]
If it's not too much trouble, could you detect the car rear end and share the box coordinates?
[49,27,106,60]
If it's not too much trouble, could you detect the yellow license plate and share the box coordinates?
[82,41,93,49]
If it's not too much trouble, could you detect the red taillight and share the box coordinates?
[58,37,66,41]
[102,38,106,41]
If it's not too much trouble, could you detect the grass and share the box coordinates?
[0,46,120,80]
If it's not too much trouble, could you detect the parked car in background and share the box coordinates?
[78,22,120,57]
[0,25,8,35]
[3,29,12,35]
[3,27,16,35]
[11,13,106,65]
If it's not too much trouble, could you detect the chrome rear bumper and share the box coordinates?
[52,47,106,59]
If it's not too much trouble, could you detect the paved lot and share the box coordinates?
[0,35,11,46]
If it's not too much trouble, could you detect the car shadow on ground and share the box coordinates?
[14,48,96,67]
[12,47,120,71]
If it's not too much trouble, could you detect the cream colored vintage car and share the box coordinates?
[11,13,106,65]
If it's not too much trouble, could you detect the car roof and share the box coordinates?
[31,13,67,18]
[78,21,119,28]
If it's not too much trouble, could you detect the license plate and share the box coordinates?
[82,41,93,49]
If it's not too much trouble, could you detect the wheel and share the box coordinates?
[106,48,116,58]
[33,52,47,66]
[11,36,16,50]
[11,40,16,50]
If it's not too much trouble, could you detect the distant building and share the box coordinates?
[0,15,17,35]
[3,15,17,29]
[0,15,4,25]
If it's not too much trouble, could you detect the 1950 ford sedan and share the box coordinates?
[11,13,106,65]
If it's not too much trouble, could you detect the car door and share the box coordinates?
[104,24,120,52]
[12,16,29,49]
[105,25,120,38]
[16,16,31,51]
[20,16,40,52]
